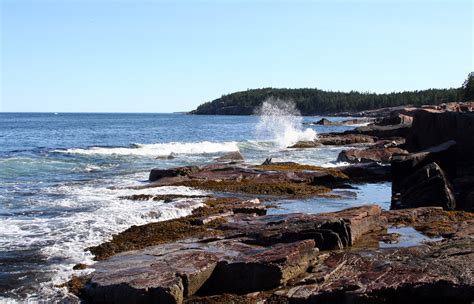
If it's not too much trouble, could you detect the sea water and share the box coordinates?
[0,111,387,302]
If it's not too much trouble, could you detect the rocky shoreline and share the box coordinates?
[68,102,473,303]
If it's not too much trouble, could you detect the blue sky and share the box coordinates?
[1,0,472,112]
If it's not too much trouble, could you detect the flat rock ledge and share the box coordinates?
[77,205,384,303]
[72,205,474,304]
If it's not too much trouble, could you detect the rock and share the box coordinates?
[199,240,318,295]
[318,133,375,145]
[392,140,457,187]
[346,105,418,118]
[82,247,219,303]
[149,166,200,181]
[73,263,88,270]
[337,147,408,164]
[286,238,474,304]
[315,118,334,125]
[156,153,176,160]
[78,203,474,304]
[405,109,474,162]
[344,123,412,139]
[339,163,391,183]
[215,151,244,162]
[376,113,414,126]
[304,118,374,126]
[391,162,456,210]
[378,232,401,244]
[289,141,321,148]
[219,205,384,249]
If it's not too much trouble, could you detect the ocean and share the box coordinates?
[0,112,390,302]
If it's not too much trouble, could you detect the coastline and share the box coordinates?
[67,103,474,303]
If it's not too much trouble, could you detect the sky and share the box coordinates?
[0,0,473,113]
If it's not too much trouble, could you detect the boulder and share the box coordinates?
[215,151,244,162]
[337,147,408,164]
[149,166,200,182]
[391,140,457,187]
[391,162,456,210]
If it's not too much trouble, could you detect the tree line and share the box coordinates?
[191,73,473,115]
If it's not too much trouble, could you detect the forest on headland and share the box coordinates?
[191,73,474,115]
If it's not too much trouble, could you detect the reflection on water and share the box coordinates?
[380,226,444,248]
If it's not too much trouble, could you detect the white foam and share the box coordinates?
[0,175,208,301]
[54,141,239,157]
[255,99,317,148]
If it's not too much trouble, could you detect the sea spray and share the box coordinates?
[255,98,317,148]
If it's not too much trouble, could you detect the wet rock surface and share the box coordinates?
[337,147,408,164]
[80,205,385,302]
[317,133,375,146]
[215,151,245,162]
[78,204,473,304]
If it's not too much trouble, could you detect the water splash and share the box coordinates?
[255,98,317,148]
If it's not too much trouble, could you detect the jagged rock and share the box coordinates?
[215,151,244,162]
[218,205,384,248]
[198,240,318,295]
[392,162,456,210]
[337,147,408,164]
[392,140,457,187]
[345,123,412,139]
[315,118,334,125]
[149,166,200,181]
[405,109,474,162]
[318,133,375,146]
[286,238,474,304]
[376,113,414,126]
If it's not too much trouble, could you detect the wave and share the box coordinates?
[0,177,208,301]
[53,141,239,157]
[255,99,317,148]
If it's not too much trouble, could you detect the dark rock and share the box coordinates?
[73,263,88,270]
[339,163,391,183]
[391,162,456,210]
[199,240,317,295]
[318,133,375,146]
[149,166,200,181]
[377,232,401,244]
[304,118,374,126]
[289,141,321,148]
[286,238,474,304]
[391,140,457,186]
[316,118,334,125]
[344,123,412,139]
[376,113,414,126]
[337,147,408,164]
[82,247,220,303]
[406,109,474,162]
[215,151,244,162]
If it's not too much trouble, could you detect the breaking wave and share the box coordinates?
[53,141,239,157]
[255,99,317,148]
